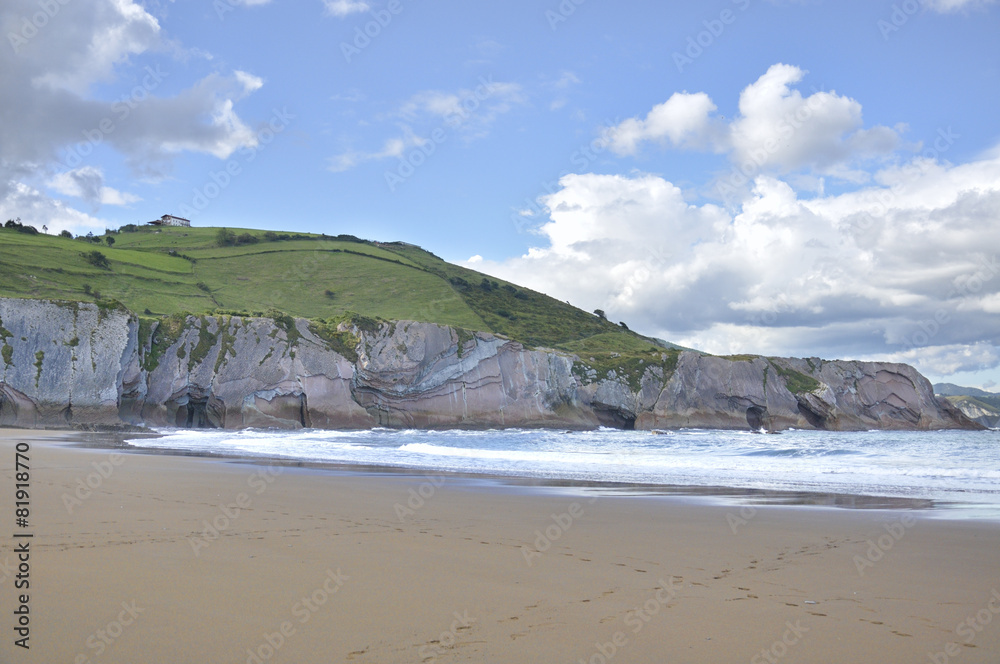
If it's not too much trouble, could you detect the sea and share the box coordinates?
[126,427,1000,517]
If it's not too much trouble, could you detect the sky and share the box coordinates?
[2,0,1000,389]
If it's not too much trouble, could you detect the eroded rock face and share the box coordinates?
[637,354,975,431]
[140,316,372,429]
[352,321,591,428]
[0,298,981,431]
[0,299,135,427]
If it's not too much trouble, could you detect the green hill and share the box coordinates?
[934,382,1000,402]
[0,223,673,364]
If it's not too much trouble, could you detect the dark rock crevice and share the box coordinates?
[593,405,636,430]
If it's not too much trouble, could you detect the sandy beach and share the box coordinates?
[1,428,998,663]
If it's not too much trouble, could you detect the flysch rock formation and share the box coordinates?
[0,298,980,431]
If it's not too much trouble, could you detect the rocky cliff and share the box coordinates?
[0,298,979,431]
[942,396,1000,429]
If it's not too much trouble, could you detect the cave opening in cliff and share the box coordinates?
[0,389,16,427]
[796,400,826,428]
[745,405,767,431]
[594,406,637,430]
[176,397,219,429]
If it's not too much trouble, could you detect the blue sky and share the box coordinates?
[2,0,1000,388]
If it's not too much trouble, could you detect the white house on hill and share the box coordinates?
[148,214,191,227]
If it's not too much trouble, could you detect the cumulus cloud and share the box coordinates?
[728,64,899,178]
[605,64,900,185]
[608,92,720,155]
[471,147,1000,378]
[0,0,264,235]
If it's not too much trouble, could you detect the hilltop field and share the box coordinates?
[0,223,678,369]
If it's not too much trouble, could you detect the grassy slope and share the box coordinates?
[0,226,676,371]
[0,227,483,329]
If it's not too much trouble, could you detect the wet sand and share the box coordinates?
[1,428,998,663]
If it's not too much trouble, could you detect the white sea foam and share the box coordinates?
[127,427,1000,508]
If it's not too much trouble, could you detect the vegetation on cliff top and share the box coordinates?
[0,225,667,361]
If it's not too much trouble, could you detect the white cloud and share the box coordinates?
[328,128,427,172]
[234,70,265,95]
[879,343,1000,376]
[472,147,1000,374]
[323,0,370,17]
[398,79,526,139]
[608,92,719,155]
[23,0,162,94]
[729,63,899,178]
[606,64,900,184]
[0,0,264,235]
[48,167,141,207]
[0,182,107,237]
[330,79,525,171]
